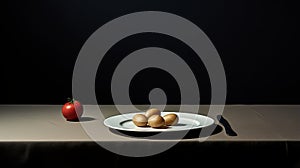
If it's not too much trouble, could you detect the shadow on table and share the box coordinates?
[109,124,223,140]
[67,116,96,122]
[80,116,96,122]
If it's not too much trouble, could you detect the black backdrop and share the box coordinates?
[1,0,299,105]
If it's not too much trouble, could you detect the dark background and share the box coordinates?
[1,0,299,105]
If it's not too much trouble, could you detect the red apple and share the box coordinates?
[62,98,83,121]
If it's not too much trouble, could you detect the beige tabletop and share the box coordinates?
[0,105,299,142]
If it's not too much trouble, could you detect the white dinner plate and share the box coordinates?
[104,112,215,132]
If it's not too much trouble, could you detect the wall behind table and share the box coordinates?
[1,0,299,105]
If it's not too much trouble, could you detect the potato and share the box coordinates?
[163,113,179,126]
[132,114,148,127]
[145,108,161,118]
[148,115,165,128]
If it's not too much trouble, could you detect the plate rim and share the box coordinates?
[104,111,215,132]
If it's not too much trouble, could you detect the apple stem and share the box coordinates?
[67,97,75,104]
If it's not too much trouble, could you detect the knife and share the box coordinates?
[217,115,237,136]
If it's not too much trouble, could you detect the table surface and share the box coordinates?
[1,105,300,168]
[0,105,299,142]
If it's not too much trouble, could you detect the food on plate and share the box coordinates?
[132,108,179,128]
[132,114,148,127]
[163,113,179,126]
[145,108,161,118]
[147,115,165,128]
